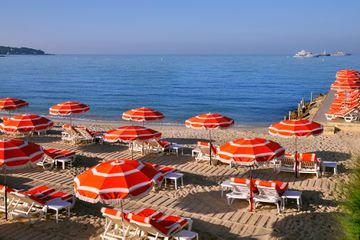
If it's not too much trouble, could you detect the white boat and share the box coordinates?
[293,50,319,58]
[330,51,350,56]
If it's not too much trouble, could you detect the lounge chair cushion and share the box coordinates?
[255,180,288,195]
[44,148,76,159]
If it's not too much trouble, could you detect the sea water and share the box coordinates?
[0,54,359,126]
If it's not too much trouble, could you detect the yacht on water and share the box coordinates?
[330,51,351,56]
[293,50,319,58]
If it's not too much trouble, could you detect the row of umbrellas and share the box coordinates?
[0,118,322,221]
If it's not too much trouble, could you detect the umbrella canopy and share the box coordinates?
[185,113,234,129]
[74,159,163,204]
[218,138,285,166]
[268,119,323,138]
[268,119,323,178]
[331,82,360,91]
[0,138,44,170]
[103,126,161,143]
[49,101,90,116]
[0,114,53,134]
[122,107,164,122]
[0,138,44,220]
[0,98,28,112]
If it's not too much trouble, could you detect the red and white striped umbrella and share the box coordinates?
[185,113,234,164]
[218,138,285,166]
[335,76,360,82]
[0,138,44,170]
[122,107,164,122]
[74,159,163,204]
[49,101,90,116]
[185,113,234,129]
[0,98,28,111]
[103,126,161,159]
[268,119,323,138]
[268,119,323,177]
[0,98,28,117]
[0,138,44,219]
[103,126,161,143]
[331,82,360,91]
[0,114,53,134]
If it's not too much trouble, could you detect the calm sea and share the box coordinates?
[1,54,359,126]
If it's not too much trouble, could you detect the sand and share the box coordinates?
[0,119,359,239]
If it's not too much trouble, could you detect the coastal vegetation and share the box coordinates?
[338,156,360,239]
[0,46,46,55]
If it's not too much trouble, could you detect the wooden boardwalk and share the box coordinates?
[0,137,342,239]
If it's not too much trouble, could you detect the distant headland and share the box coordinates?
[0,46,48,55]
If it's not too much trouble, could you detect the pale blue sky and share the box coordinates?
[1,0,359,54]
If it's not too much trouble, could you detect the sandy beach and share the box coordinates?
[0,117,359,240]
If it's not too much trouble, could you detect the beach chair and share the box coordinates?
[100,207,140,240]
[226,178,251,205]
[325,102,359,122]
[298,153,321,177]
[253,184,283,213]
[61,124,87,144]
[194,142,219,163]
[38,147,77,170]
[127,208,193,240]
[145,139,172,154]
[278,154,297,173]
[0,184,19,213]
[75,126,104,143]
[9,185,75,222]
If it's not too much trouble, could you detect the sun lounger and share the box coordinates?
[253,182,285,213]
[61,124,87,144]
[0,184,19,213]
[100,207,140,240]
[194,142,219,163]
[226,178,251,205]
[126,208,193,240]
[9,185,75,222]
[278,153,321,177]
[37,147,76,169]
[75,126,104,143]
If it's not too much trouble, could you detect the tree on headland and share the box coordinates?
[0,46,46,55]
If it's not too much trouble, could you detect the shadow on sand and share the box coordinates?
[271,212,343,240]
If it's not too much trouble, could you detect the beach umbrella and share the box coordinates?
[122,107,164,124]
[218,138,284,212]
[0,114,53,135]
[331,82,360,91]
[268,119,323,177]
[49,101,90,125]
[218,138,285,167]
[102,126,161,159]
[185,113,234,164]
[0,98,28,117]
[74,159,163,238]
[0,138,44,220]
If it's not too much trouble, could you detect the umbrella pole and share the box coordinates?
[209,130,212,165]
[295,137,298,178]
[249,168,254,212]
[131,142,134,160]
[3,169,7,220]
[70,115,72,126]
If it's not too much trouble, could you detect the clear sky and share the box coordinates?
[1,0,359,54]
